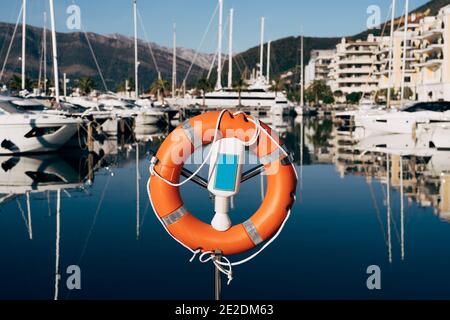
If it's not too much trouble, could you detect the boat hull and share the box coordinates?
[0,121,79,155]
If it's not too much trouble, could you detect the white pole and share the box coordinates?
[266,40,271,83]
[387,0,396,108]
[259,17,265,79]
[172,23,177,97]
[300,120,304,191]
[21,0,26,90]
[300,34,304,106]
[400,156,405,260]
[26,192,33,240]
[54,189,61,301]
[215,0,223,91]
[44,11,47,93]
[227,8,234,89]
[136,144,140,240]
[387,154,392,264]
[63,73,67,98]
[49,0,60,103]
[134,0,139,98]
[400,0,409,108]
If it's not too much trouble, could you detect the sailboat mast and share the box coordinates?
[259,17,265,79]
[21,0,26,90]
[215,0,223,91]
[134,0,139,98]
[49,0,60,103]
[387,0,396,108]
[172,23,177,97]
[44,11,47,93]
[300,34,304,106]
[400,0,409,108]
[266,41,271,83]
[227,8,234,89]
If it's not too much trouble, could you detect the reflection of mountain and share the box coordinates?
[0,153,94,202]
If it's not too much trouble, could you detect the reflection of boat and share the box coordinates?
[0,97,80,155]
[356,125,450,156]
[134,106,166,125]
[134,125,166,142]
[259,114,289,135]
[352,127,450,225]
[356,101,450,134]
[0,154,88,198]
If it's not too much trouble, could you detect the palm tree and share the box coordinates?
[150,78,170,104]
[233,78,247,107]
[78,77,95,95]
[196,77,213,106]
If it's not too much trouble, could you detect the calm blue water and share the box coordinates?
[1,117,450,300]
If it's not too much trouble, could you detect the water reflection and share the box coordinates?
[0,114,450,299]
[328,123,450,223]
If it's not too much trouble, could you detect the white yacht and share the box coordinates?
[356,101,450,134]
[193,78,292,111]
[0,97,80,155]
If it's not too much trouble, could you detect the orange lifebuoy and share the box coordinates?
[148,111,297,256]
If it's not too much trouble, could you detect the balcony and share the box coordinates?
[413,56,443,68]
[414,28,444,40]
[414,43,444,55]
[336,76,378,84]
[337,67,374,74]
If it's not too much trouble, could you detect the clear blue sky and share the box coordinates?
[0,0,431,53]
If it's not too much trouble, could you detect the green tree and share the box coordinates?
[8,75,33,92]
[150,78,170,104]
[375,89,387,104]
[345,92,363,104]
[333,90,344,101]
[233,78,248,106]
[78,77,95,95]
[195,77,213,106]
[403,87,413,100]
[305,80,333,105]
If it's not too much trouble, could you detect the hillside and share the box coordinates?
[0,22,210,91]
[227,0,450,84]
[1,0,448,92]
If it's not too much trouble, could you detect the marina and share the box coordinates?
[0,0,449,304]
[1,115,450,299]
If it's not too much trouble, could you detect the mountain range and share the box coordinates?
[0,22,213,91]
[0,0,448,91]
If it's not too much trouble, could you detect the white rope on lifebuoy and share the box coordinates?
[148,110,298,284]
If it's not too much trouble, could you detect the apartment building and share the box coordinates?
[305,50,335,87]
[329,34,386,95]
[377,24,420,100]
[305,4,450,102]
[413,5,450,101]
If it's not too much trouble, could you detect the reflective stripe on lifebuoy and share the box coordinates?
[149,111,297,256]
